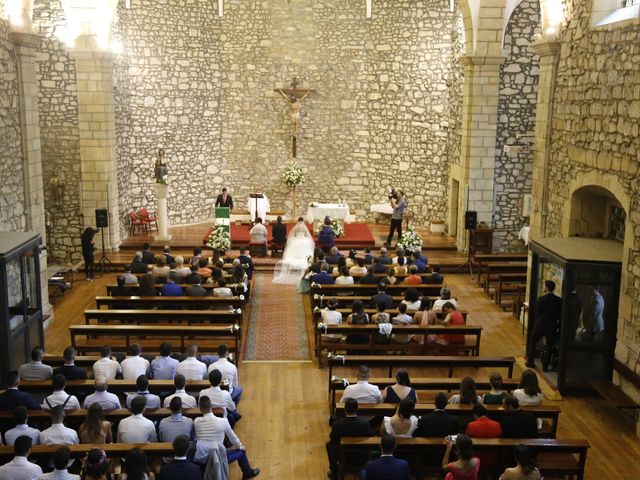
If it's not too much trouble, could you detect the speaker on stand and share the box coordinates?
[454,210,477,275]
[95,209,113,275]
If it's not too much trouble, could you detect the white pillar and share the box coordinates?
[154,184,171,241]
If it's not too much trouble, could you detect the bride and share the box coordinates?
[273,217,315,285]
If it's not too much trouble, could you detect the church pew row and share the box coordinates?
[491,273,527,309]
[0,443,174,463]
[311,284,444,296]
[41,353,234,371]
[69,324,240,361]
[84,309,242,326]
[334,404,561,438]
[329,377,521,414]
[331,308,468,321]
[339,437,588,480]
[95,295,245,310]
[477,262,528,293]
[315,325,482,366]
[17,379,211,395]
[473,253,528,281]
[106,283,247,297]
[311,295,439,308]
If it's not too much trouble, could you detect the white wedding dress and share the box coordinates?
[273,221,315,285]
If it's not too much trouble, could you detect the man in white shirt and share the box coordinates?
[122,264,139,284]
[159,397,194,443]
[199,369,239,426]
[193,396,260,478]
[121,343,150,380]
[163,374,197,408]
[83,377,122,410]
[212,278,233,297]
[92,345,122,381]
[4,407,40,446]
[40,406,79,446]
[117,396,158,443]
[208,344,242,404]
[0,435,43,480]
[176,344,207,381]
[150,341,179,380]
[249,217,268,244]
[18,347,53,381]
[39,446,80,479]
[42,375,81,411]
[126,375,161,409]
[340,365,383,404]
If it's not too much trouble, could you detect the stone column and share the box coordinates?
[153,184,172,241]
[450,54,505,249]
[69,35,120,251]
[11,30,53,324]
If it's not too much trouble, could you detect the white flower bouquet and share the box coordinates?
[283,162,304,188]
[206,225,231,251]
[397,226,423,252]
[316,218,344,238]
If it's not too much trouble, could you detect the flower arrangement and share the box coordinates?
[283,162,304,188]
[316,219,344,238]
[206,225,231,251]
[397,226,423,252]
[156,174,169,185]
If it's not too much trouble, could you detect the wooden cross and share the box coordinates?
[275,77,316,158]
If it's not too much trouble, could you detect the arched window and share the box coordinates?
[592,0,639,26]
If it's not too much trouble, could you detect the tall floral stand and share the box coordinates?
[291,187,297,220]
[154,183,172,241]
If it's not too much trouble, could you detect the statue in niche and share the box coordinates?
[50,174,65,205]
[154,148,169,184]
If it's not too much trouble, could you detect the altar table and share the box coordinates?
[306,203,349,222]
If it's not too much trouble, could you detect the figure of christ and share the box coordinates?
[279,89,311,135]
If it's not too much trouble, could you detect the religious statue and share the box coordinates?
[154,148,168,183]
[50,174,65,205]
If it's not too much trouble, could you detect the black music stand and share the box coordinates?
[250,193,264,224]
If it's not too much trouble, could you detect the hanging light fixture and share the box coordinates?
[218,0,224,17]
[366,0,372,19]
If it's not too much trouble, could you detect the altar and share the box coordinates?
[306,203,349,222]
[248,194,270,222]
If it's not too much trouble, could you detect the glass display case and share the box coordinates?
[0,232,44,386]
[527,237,622,394]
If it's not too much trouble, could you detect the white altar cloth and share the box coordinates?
[370,203,393,215]
[248,195,270,222]
[518,226,530,245]
[306,203,350,222]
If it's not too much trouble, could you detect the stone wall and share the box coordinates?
[493,0,540,251]
[544,0,640,400]
[0,18,26,232]
[33,0,83,263]
[114,0,464,226]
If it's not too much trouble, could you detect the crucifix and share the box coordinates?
[274,77,316,158]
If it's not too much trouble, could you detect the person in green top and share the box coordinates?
[482,372,507,405]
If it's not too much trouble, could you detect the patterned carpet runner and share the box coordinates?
[244,273,310,361]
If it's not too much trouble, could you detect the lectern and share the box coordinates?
[0,232,44,387]
[250,193,264,223]
[215,207,230,233]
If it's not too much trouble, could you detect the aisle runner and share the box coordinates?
[244,273,310,361]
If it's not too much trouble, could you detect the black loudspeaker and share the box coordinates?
[95,209,109,228]
[464,211,478,230]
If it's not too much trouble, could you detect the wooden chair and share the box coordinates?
[271,242,286,257]
[249,242,268,258]
[139,208,157,231]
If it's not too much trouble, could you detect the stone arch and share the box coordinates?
[456,0,476,54]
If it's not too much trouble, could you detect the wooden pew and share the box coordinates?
[311,295,438,308]
[106,284,246,296]
[494,272,527,308]
[339,437,589,480]
[69,324,240,360]
[474,253,528,282]
[96,295,245,310]
[480,262,527,294]
[84,309,242,326]
[311,284,443,296]
[17,379,210,395]
[0,443,175,462]
[316,325,482,366]
[334,403,561,438]
[332,308,468,321]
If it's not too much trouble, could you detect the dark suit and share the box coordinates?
[360,456,410,480]
[111,286,133,297]
[500,410,538,438]
[163,253,175,265]
[237,254,255,279]
[53,364,87,381]
[326,416,371,477]
[215,193,234,210]
[370,293,394,309]
[413,410,459,438]
[378,255,392,265]
[0,388,41,410]
[131,261,149,274]
[359,274,379,285]
[158,459,202,480]
[373,263,388,274]
[183,273,202,285]
[527,292,563,368]
[272,223,287,244]
[141,250,156,265]
[326,254,342,265]
[422,273,444,285]
[185,285,209,297]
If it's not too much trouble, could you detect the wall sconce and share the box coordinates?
[366,0,372,19]
[125,0,131,9]
[218,0,224,17]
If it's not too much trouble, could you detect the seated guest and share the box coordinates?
[183,265,201,285]
[403,265,422,285]
[185,275,208,297]
[209,344,242,404]
[81,448,112,480]
[383,369,417,403]
[317,217,336,250]
[422,264,444,284]
[449,377,483,405]
[384,266,397,286]
[432,287,458,313]
[159,398,194,443]
[349,257,368,275]
[442,434,479,480]
[212,277,233,297]
[393,256,408,275]
[326,398,371,480]
[122,448,155,480]
[174,256,192,278]
[151,341,179,380]
[320,300,344,343]
[163,374,197,408]
[191,247,203,267]
[177,344,207,381]
[209,259,226,284]
[499,445,542,480]
[130,252,149,274]
[196,258,212,279]
[392,247,405,264]
[335,266,355,286]
[363,247,374,265]
[237,248,255,279]
[326,246,342,265]
[271,216,287,246]
[513,370,543,406]
[0,371,40,410]
[42,374,81,410]
[158,435,202,480]
[380,397,418,438]
[41,406,79,445]
[193,396,260,478]
[413,392,458,438]
[54,346,87,381]
[358,268,378,285]
[19,346,53,381]
[370,282,394,309]
[117,396,158,443]
[4,407,40,446]
[358,435,410,480]
[415,248,428,264]
[410,251,427,273]
[160,272,183,296]
[371,301,391,325]
[331,256,346,275]
[311,252,327,273]
[312,263,335,284]
[79,403,112,444]
[199,369,237,423]
[92,345,122,381]
[126,375,161,409]
[412,299,439,344]
[0,435,43,479]
[249,217,268,245]
[346,300,370,350]
[500,394,538,438]
[465,402,502,437]
[121,343,150,380]
[111,274,133,298]
[392,303,413,343]
[439,302,466,345]
[83,377,121,410]
[372,257,388,274]
[401,288,421,310]
[229,263,249,292]
[341,365,382,404]
[378,247,392,265]
[141,242,156,265]
[482,372,507,405]
[137,273,157,296]
[163,246,175,265]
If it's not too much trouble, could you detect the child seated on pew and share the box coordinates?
[483,372,507,405]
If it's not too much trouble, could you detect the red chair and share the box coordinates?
[139,208,157,231]
[128,211,145,235]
